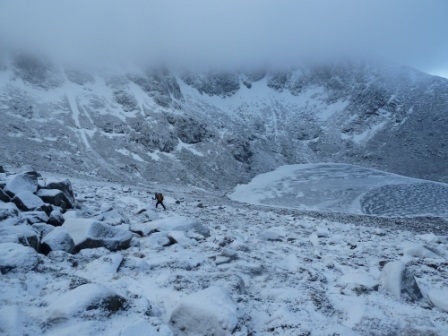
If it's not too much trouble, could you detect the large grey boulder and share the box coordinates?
[37,189,66,208]
[11,191,45,211]
[47,283,126,322]
[32,223,55,239]
[0,225,40,251]
[4,173,38,198]
[47,208,65,226]
[22,211,49,224]
[148,215,210,238]
[62,218,133,252]
[0,242,39,274]
[379,261,424,302]
[41,227,75,255]
[170,286,239,336]
[41,179,75,209]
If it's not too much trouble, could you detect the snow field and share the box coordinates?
[1,167,448,335]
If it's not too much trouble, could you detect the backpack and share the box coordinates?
[156,193,164,202]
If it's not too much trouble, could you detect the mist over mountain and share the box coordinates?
[1,53,447,189]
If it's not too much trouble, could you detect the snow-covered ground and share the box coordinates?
[1,164,448,335]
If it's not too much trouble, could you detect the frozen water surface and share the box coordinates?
[230,163,448,218]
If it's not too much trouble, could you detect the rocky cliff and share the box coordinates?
[1,55,447,189]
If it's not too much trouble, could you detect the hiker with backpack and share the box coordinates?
[153,192,166,210]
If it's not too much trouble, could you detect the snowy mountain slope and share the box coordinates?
[1,167,448,335]
[1,55,448,189]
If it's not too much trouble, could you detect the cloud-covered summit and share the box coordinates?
[1,0,447,75]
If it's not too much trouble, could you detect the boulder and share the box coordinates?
[428,288,448,312]
[47,208,65,226]
[62,218,133,252]
[129,222,157,236]
[148,232,173,247]
[82,253,123,278]
[402,243,441,259]
[0,242,39,274]
[149,215,210,238]
[22,211,49,224]
[37,189,66,208]
[379,261,423,302]
[96,208,128,226]
[0,225,40,251]
[47,283,126,322]
[11,191,45,211]
[32,223,55,239]
[41,179,75,209]
[0,188,10,202]
[41,227,75,255]
[170,286,239,336]
[4,173,38,198]
[0,202,19,221]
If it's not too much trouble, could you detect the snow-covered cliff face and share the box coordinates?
[1,55,447,189]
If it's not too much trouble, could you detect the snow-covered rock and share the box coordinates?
[63,210,77,220]
[41,179,75,209]
[47,208,65,226]
[168,230,197,246]
[129,222,157,236]
[32,223,55,238]
[259,229,284,242]
[62,218,133,252]
[41,227,75,254]
[97,208,128,226]
[417,233,442,244]
[149,215,210,237]
[47,283,126,322]
[169,286,239,336]
[402,242,440,259]
[0,242,39,274]
[22,210,49,224]
[428,288,448,312]
[36,189,66,208]
[82,253,123,279]
[11,191,45,212]
[379,261,423,302]
[316,226,330,238]
[0,225,40,250]
[4,173,38,197]
[0,202,19,221]
[148,232,173,248]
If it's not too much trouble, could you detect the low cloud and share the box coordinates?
[1,0,447,74]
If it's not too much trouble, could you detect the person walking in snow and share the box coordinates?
[153,192,166,210]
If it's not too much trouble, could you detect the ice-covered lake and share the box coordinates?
[230,163,448,218]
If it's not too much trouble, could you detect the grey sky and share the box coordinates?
[1,0,447,77]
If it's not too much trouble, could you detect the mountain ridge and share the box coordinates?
[1,55,447,188]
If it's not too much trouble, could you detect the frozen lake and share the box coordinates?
[230,163,448,218]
